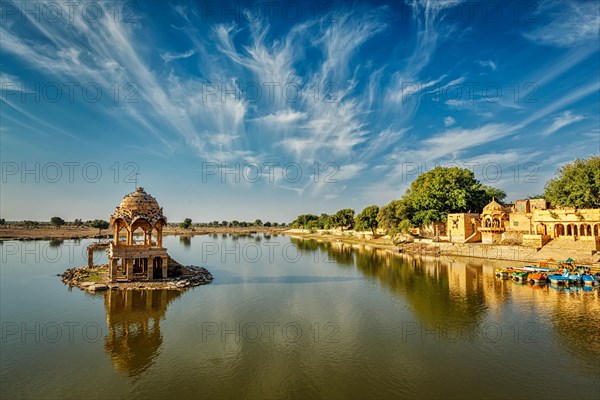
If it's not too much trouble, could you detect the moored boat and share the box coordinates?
[527,272,548,285]
[511,271,529,283]
[495,269,510,279]
[582,274,599,286]
[547,269,570,285]
[567,271,582,285]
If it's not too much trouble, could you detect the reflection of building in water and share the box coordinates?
[104,290,181,377]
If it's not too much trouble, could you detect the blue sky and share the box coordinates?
[1,0,599,222]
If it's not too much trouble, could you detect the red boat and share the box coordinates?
[527,272,548,285]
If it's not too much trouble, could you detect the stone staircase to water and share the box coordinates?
[532,239,600,263]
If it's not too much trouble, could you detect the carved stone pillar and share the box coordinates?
[109,258,117,283]
[162,256,168,279]
[126,258,134,281]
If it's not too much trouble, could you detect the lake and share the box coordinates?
[1,234,599,399]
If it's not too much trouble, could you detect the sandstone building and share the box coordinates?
[107,187,169,282]
[446,198,600,251]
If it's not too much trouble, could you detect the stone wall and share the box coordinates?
[522,234,550,248]
[501,230,523,245]
[508,212,531,233]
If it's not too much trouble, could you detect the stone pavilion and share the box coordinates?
[107,187,169,282]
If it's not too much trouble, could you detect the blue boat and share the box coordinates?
[567,271,582,285]
[548,268,582,285]
[548,269,570,285]
[582,274,599,286]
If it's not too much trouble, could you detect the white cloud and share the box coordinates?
[258,110,306,124]
[419,123,517,161]
[543,111,584,136]
[160,49,197,62]
[444,116,456,127]
[524,1,600,47]
[477,60,497,71]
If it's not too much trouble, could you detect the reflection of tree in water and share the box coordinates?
[354,249,487,325]
[49,238,64,248]
[179,236,191,248]
[289,238,355,266]
[287,238,488,326]
[548,291,600,368]
[103,290,182,379]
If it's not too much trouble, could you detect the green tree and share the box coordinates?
[404,166,505,226]
[254,219,263,226]
[180,218,192,229]
[0,218,5,225]
[355,205,380,234]
[89,219,109,236]
[544,155,600,208]
[377,199,413,232]
[264,221,272,227]
[50,216,65,227]
[331,208,355,232]
[291,214,318,229]
[316,213,331,229]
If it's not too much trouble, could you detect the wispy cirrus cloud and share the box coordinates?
[523,0,600,47]
[543,110,584,136]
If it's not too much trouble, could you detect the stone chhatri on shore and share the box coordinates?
[61,264,213,291]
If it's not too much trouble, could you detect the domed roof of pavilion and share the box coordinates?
[482,198,504,214]
[110,187,166,226]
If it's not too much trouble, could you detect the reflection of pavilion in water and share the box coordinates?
[103,290,181,378]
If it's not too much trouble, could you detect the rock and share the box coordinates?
[88,284,108,291]
[80,282,94,287]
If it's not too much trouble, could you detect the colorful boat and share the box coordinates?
[547,269,570,285]
[582,274,599,286]
[527,272,548,285]
[511,271,529,284]
[567,271,582,285]
[495,268,511,279]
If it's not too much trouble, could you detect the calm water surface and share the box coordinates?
[1,234,599,399]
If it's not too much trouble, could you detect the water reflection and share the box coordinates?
[179,236,191,248]
[353,243,487,325]
[103,290,182,378]
[293,238,600,372]
[547,287,600,369]
[49,238,64,247]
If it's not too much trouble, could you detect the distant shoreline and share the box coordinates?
[2,225,598,269]
[0,226,288,241]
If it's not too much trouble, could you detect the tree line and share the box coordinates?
[176,219,287,229]
[290,155,600,235]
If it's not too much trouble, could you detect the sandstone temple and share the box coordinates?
[101,187,170,283]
